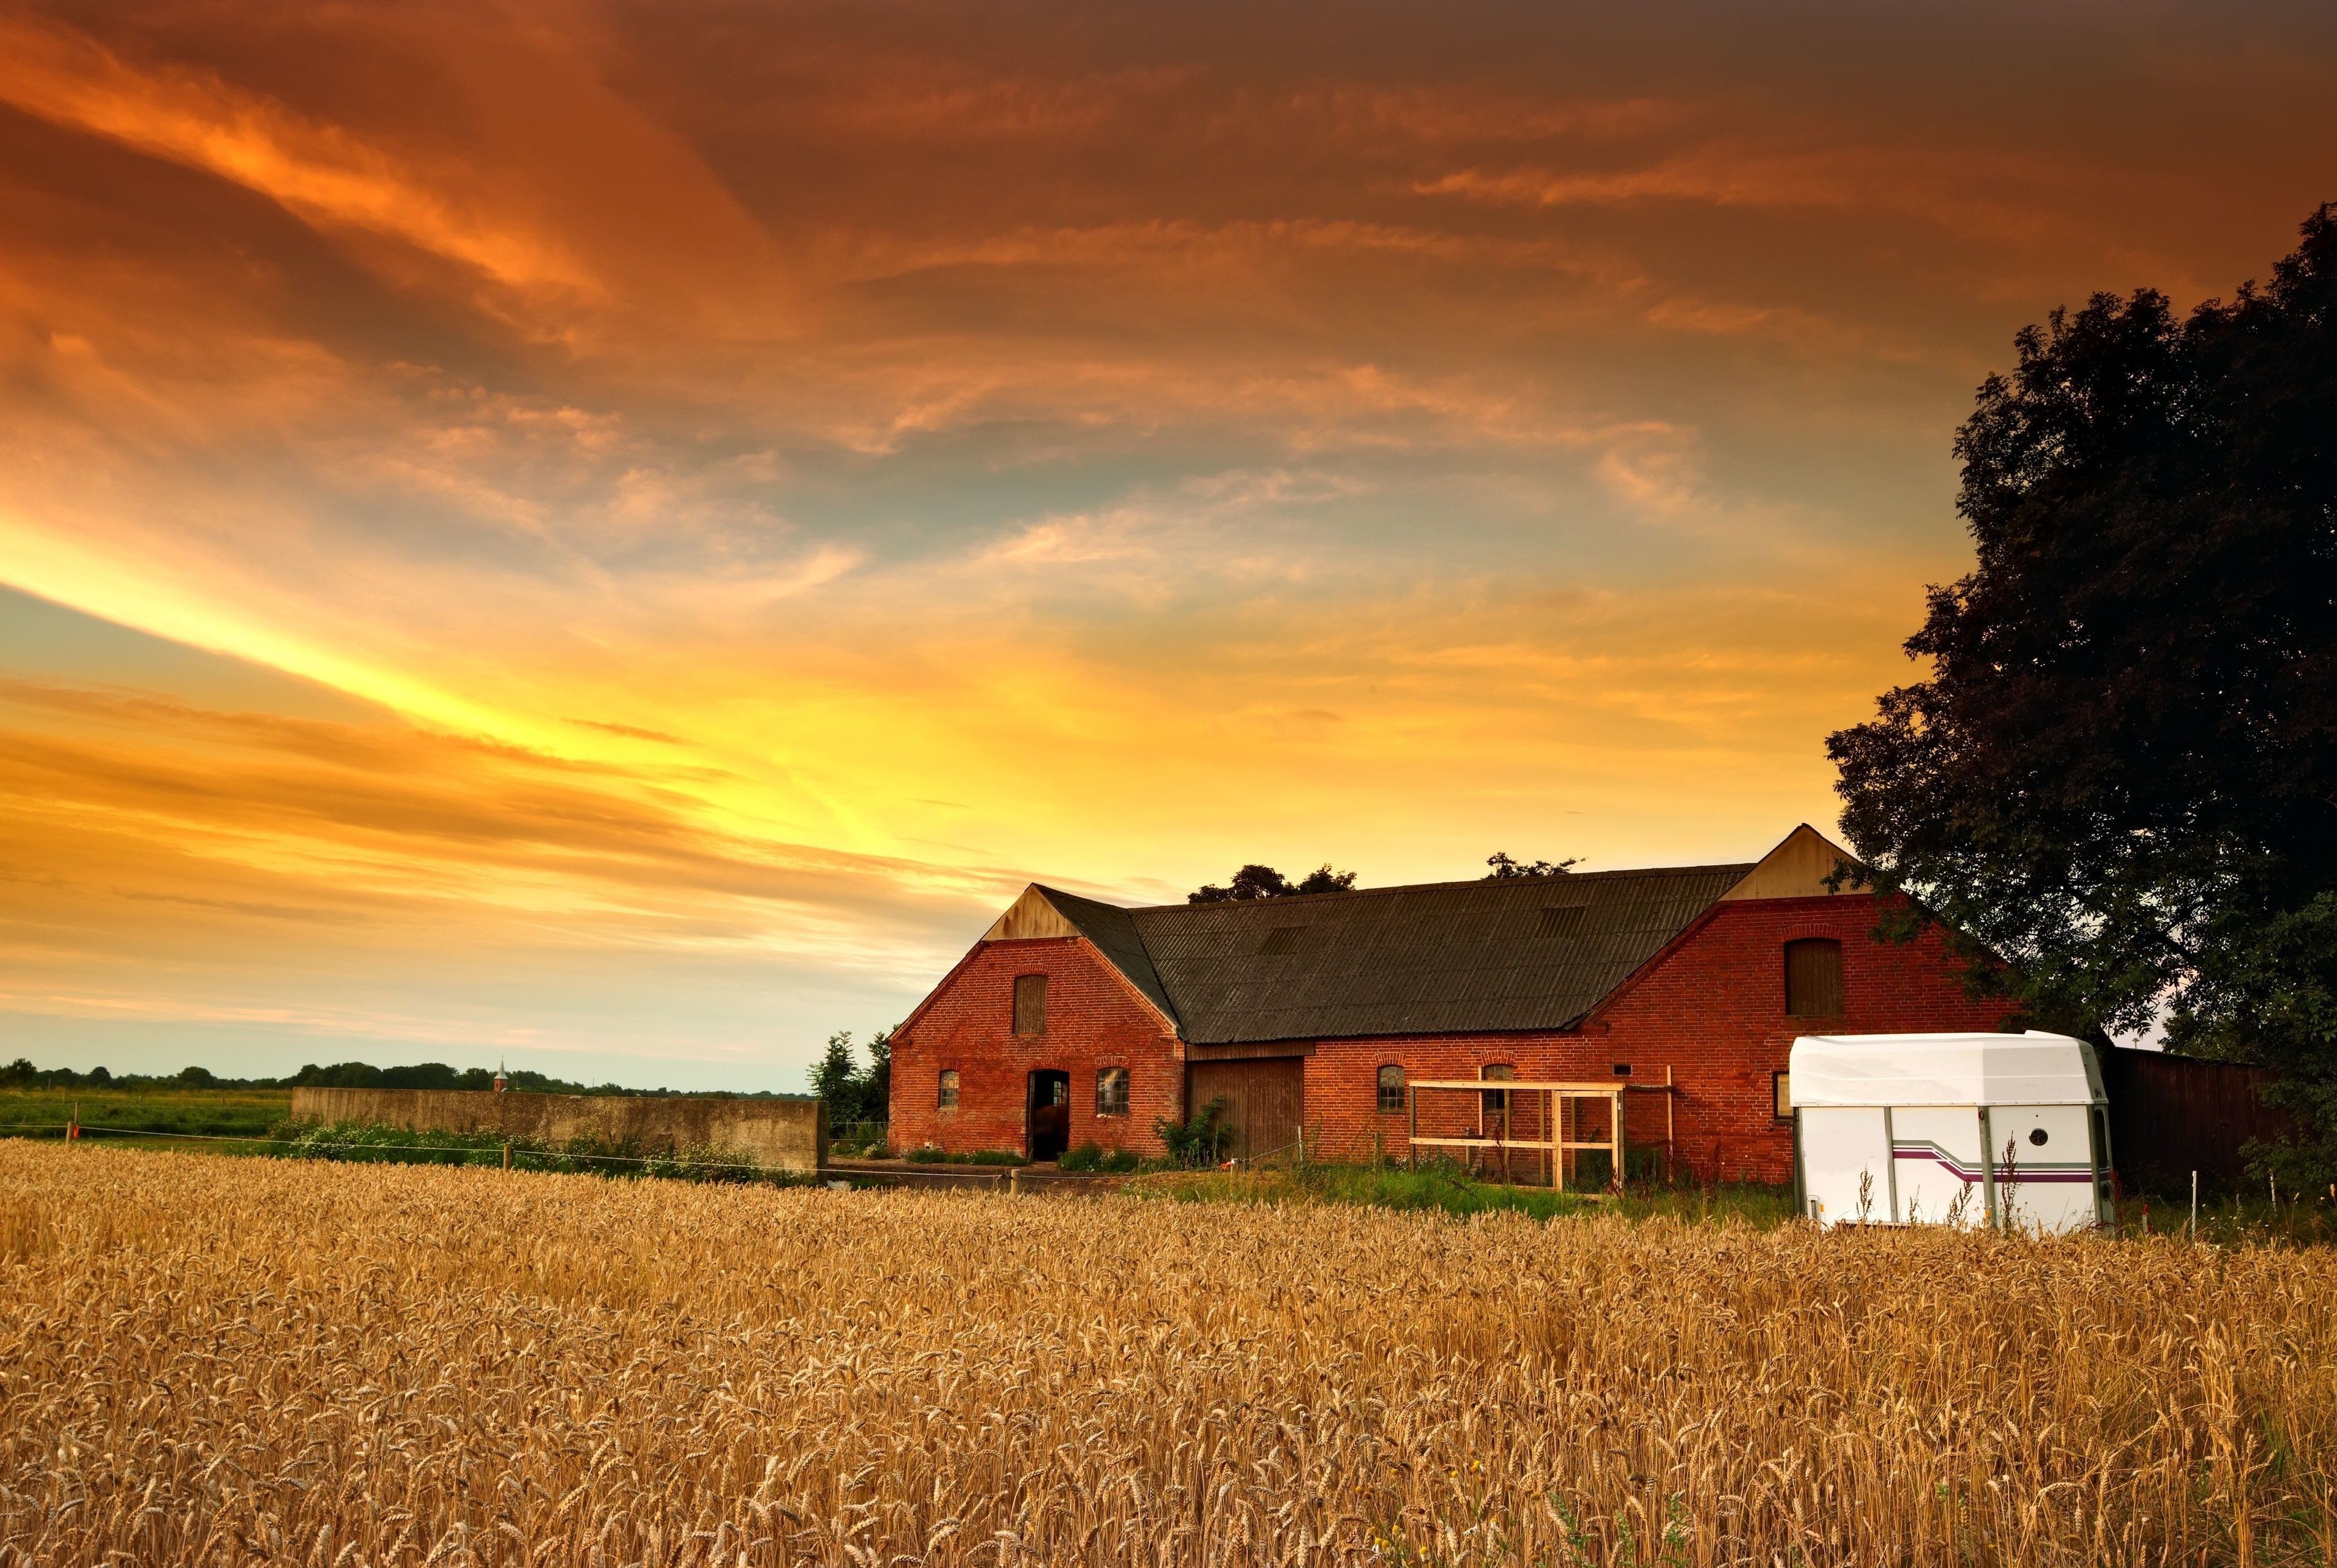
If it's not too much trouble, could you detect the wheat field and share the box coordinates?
[2,1144,2333,1567]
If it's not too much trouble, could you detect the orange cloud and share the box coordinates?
[0,15,595,295]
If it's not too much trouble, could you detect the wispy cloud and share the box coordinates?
[0,15,596,294]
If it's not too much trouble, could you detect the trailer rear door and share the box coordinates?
[1798,1106,1889,1226]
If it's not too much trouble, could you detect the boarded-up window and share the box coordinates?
[1773,1070,1791,1121]
[1013,973,1048,1035]
[1096,1066,1129,1117]
[1481,1062,1515,1117]
[1377,1065,1405,1114]
[1784,938,1844,1016]
[937,1069,960,1112]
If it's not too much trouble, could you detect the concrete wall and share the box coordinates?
[288,1088,826,1173]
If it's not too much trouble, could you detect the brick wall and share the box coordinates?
[1300,896,2013,1183]
[889,936,1183,1157]
[893,895,2010,1176]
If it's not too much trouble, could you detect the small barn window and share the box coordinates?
[1095,1067,1130,1117]
[1784,938,1844,1017]
[1013,973,1048,1035]
[937,1069,960,1112]
[1611,1063,1632,1077]
[1377,1065,1405,1114]
[1481,1063,1514,1117]
[1772,1070,1791,1121]
[1259,925,1306,956]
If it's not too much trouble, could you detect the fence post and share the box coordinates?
[2190,1170,2198,1239]
[503,1142,512,1172]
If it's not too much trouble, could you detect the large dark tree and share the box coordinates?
[1828,204,2337,1177]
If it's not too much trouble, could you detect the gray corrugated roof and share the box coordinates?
[1043,864,1751,1045]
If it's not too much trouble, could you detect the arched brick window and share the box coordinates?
[1480,1062,1515,1118]
[1377,1065,1405,1114]
[1784,938,1844,1016]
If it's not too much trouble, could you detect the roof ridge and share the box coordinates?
[1023,883,1182,1030]
[1125,860,1760,914]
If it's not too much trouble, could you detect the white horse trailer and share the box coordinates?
[1789,1032,2113,1233]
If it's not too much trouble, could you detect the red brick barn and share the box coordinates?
[887,827,2011,1183]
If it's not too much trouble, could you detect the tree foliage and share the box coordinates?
[1188,863,1357,903]
[807,1030,892,1126]
[1828,204,2337,1174]
[0,1056,821,1099]
[1485,851,1579,879]
[0,1057,699,1096]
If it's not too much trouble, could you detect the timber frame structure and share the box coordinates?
[1404,1072,1678,1190]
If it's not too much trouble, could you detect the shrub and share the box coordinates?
[1060,1143,1139,1173]
[1059,1143,1139,1173]
[1155,1098,1232,1168]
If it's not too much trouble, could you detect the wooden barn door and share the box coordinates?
[1187,1058,1304,1161]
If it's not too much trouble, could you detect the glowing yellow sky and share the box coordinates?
[4,1,2333,1086]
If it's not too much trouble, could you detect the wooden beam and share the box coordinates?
[1409,1079,1635,1093]
[1408,1136,1628,1153]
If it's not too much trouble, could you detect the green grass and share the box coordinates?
[0,1085,291,1143]
[904,1145,1027,1166]
[2107,1188,2337,1246]
[1129,1159,1798,1225]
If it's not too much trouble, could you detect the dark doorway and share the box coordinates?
[1027,1069,1071,1162]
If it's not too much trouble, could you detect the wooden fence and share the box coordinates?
[2101,1047,2293,1196]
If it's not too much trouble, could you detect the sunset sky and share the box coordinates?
[5,1,2333,1088]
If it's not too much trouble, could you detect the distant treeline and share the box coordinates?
[0,1058,802,1099]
